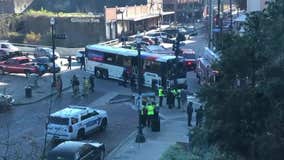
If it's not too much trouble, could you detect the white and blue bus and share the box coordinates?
[85,44,187,89]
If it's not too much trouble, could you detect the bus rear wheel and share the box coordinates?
[95,69,102,79]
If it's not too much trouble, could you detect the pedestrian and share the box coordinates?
[146,102,155,128]
[141,99,148,127]
[130,74,136,91]
[187,102,193,127]
[181,89,187,111]
[71,75,80,96]
[196,105,204,127]
[153,102,159,121]
[158,86,165,107]
[82,77,89,97]
[67,56,72,70]
[171,88,177,108]
[177,88,182,109]
[55,74,63,97]
[89,74,95,93]
[122,69,128,87]
[80,55,86,71]
[167,89,175,109]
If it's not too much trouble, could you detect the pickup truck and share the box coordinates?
[0,56,40,77]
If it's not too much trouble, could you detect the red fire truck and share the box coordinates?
[196,47,220,85]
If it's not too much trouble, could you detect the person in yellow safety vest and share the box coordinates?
[177,88,182,109]
[158,87,164,107]
[141,99,147,127]
[146,103,155,128]
[171,88,177,108]
[83,77,89,97]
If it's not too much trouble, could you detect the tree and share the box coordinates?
[198,0,284,160]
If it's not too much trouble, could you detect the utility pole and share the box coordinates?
[174,0,178,24]
[208,0,213,49]
[230,0,233,30]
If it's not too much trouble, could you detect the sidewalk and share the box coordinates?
[1,65,91,105]
[105,105,197,160]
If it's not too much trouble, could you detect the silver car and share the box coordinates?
[34,47,60,59]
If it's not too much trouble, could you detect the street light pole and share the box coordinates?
[50,17,56,87]
[117,9,125,46]
[135,34,145,143]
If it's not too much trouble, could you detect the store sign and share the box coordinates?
[70,18,100,23]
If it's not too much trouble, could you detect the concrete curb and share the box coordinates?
[105,130,138,160]
[13,86,72,106]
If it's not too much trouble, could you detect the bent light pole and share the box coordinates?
[50,17,56,87]
[135,34,146,143]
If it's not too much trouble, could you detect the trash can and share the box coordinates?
[151,117,160,132]
[25,86,32,98]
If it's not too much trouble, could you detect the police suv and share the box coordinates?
[47,105,108,140]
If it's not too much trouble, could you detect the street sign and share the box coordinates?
[55,34,67,39]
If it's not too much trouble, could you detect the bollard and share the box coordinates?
[25,86,32,98]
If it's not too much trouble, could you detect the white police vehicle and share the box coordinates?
[47,105,108,140]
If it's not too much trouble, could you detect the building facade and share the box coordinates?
[105,0,174,40]
[163,0,203,22]
[247,0,272,12]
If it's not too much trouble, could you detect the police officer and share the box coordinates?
[146,102,155,128]
[176,88,182,109]
[171,88,177,108]
[141,99,147,127]
[83,77,89,97]
[158,86,164,107]
[196,105,204,127]
[187,102,193,127]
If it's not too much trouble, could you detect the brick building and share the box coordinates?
[105,0,174,40]
[163,0,203,22]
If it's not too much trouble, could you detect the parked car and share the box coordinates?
[186,26,198,36]
[0,49,9,61]
[34,47,60,59]
[0,56,40,77]
[0,93,14,112]
[146,32,169,39]
[32,56,61,73]
[162,28,179,38]
[47,105,108,141]
[0,42,20,57]
[47,141,105,160]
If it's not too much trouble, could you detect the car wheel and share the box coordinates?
[100,118,107,131]
[77,129,85,140]
[0,68,5,75]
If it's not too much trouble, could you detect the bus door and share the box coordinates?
[144,72,161,89]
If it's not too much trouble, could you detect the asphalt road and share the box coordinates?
[0,28,207,159]
[0,87,137,159]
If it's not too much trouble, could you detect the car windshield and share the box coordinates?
[19,59,30,64]
[49,116,69,125]
[183,54,196,59]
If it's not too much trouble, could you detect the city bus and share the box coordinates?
[85,44,187,89]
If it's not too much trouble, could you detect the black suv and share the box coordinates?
[47,141,105,160]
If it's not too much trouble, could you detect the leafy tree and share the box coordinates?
[198,0,284,160]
